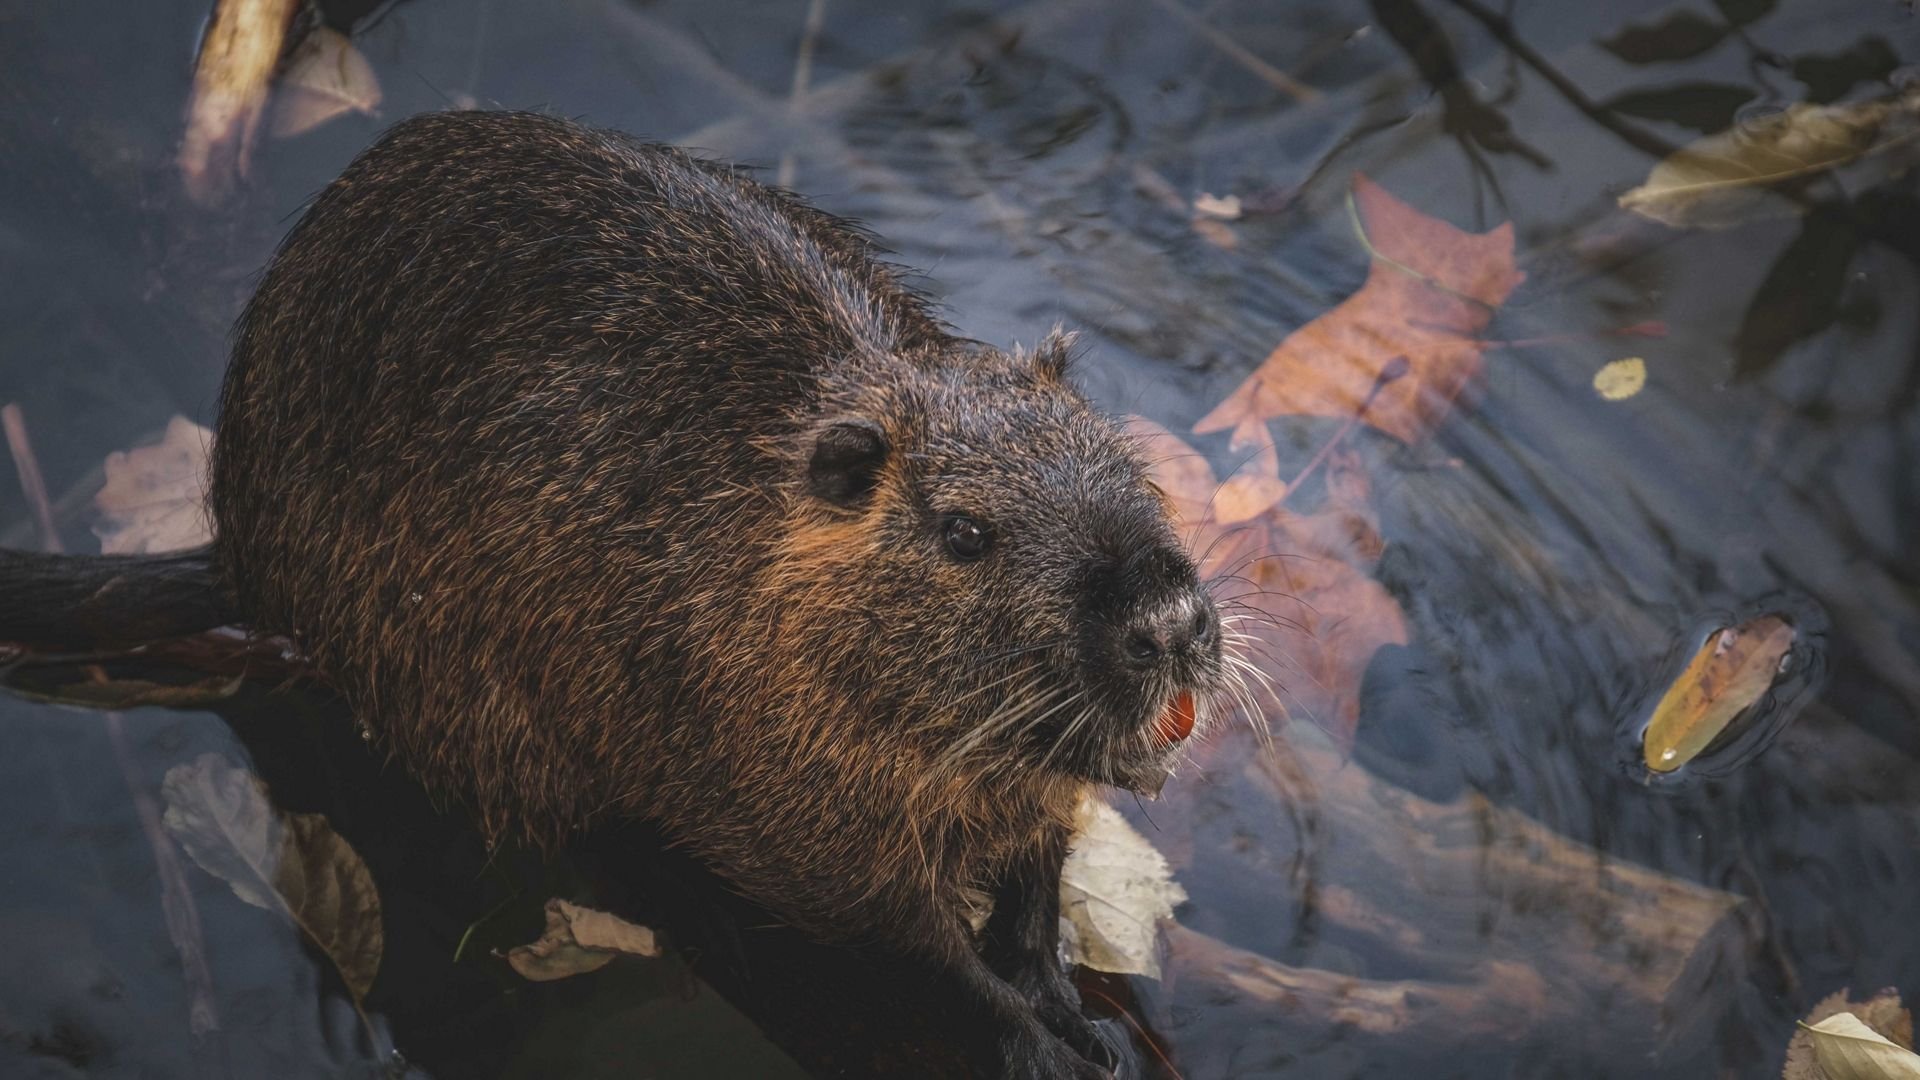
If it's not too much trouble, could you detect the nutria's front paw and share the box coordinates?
[1001,1028,1113,1080]
[1019,968,1125,1073]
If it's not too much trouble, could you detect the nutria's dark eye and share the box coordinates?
[942,516,991,561]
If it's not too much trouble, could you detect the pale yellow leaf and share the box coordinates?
[1059,796,1186,979]
[1805,1012,1920,1079]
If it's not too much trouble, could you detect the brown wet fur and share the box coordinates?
[205,111,1227,1077]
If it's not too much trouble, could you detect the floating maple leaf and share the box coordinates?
[1194,175,1524,448]
[1132,419,1406,747]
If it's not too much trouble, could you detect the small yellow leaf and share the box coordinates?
[1643,615,1795,773]
[1804,1012,1920,1079]
[1593,357,1647,401]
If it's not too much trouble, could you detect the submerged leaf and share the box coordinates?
[271,27,382,137]
[1803,1013,1920,1079]
[1642,615,1795,773]
[94,416,213,555]
[1132,419,1408,747]
[505,899,661,982]
[1059,797,1186,978]
[1194,175,1522,447]
[1603,83,1756,134]
[161,754,383,1003]
[1731,210,1861,380]
[1619,92,1920,228]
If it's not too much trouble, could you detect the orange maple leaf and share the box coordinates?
[1194,175,1524,448]
[1132,419,1407,748]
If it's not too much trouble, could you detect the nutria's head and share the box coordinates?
[779,333,1228,793]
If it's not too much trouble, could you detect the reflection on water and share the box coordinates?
[2,0,1918,1076]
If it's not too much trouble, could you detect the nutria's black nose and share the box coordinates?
[1122,591,1216,667]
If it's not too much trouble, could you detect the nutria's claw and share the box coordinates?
[1020,968,1129,1074]
[1003,1031,1114,1080]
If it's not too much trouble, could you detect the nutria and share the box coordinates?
[2,110,1228,1078]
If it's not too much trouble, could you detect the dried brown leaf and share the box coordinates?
[1135,423,1407,747]
[1194,175,1523,447]
[505,898,661,982]
[1621,91,1920,229]
[161,754,383,1003]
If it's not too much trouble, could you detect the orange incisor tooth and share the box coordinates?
[1154,691,1196,747]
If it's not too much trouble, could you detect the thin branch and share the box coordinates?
[1146,0,1322,103]
[776,0,829,190]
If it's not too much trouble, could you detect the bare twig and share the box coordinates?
[775,0,829,190]
[1,405,59,552]
[1146,0,1322,103]
[1441,0,1677,161]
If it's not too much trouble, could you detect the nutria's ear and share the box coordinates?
[807,420,888,507]
[1030,327,1077,382]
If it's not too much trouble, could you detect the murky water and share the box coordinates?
[3,0,1918,1076]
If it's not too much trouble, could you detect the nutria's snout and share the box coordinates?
[1117,588,1218,673]
[1069,539,1227,792]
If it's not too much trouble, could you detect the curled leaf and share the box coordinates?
[161,754,383,1004]
[177,0,302,204]
[1619,91,1920,229]
[505,898,661,982]
[1643,615,1795,773]
[1060,797,1186,978]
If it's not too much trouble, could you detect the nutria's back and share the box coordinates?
[212,110,1223,1003]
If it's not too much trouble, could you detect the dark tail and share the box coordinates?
[0,545,239,652]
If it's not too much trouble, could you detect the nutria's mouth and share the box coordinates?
[1150,690,1197,749]
[1100,686,1211,796]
